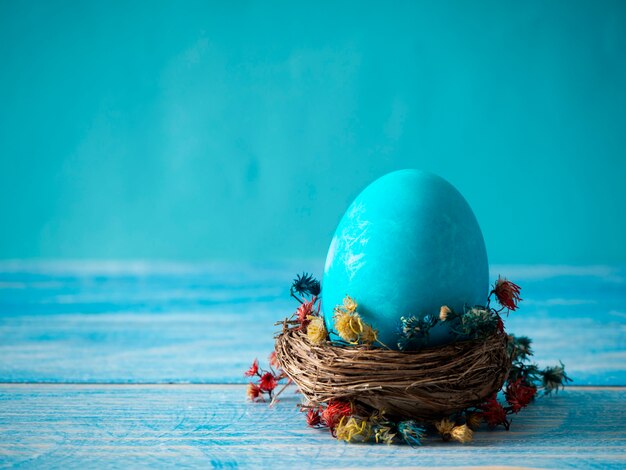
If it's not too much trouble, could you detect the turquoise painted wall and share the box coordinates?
[1,0,625,264]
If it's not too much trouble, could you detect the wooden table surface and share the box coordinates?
[1,262,625,468]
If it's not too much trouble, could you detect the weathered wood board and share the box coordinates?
[1,385,624,468]
[0,262,624,385]
[1,262,625,468]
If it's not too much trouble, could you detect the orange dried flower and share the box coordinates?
[268,351,280,369]
[479,394,510,429]
[296,298,316,328]
[246,383,262,401]
[505,378,537,412]
[306,408,322,427]
[259,372,277,392]
[321,400,352,434]
[244,358,259,377]
[493,276,522,311]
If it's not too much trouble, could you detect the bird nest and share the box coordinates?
[275,325,511,421]
[244,274,570,446]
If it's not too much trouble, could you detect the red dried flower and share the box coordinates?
[321,400,352,434]
[306,408,322,428]
[479,394,510,429]
[295,298,316,329]
[246,383,262,401]
[496,314,505,334]
[259,372,278,392]
[506,379,537,413]
[493,277,522,311]
[244,358,259,377]
[268,351,280,369]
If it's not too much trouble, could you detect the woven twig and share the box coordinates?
[275,326,511,421]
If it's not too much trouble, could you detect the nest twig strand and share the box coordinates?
[275,327,511,421]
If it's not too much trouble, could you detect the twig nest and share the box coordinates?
[275,327,511,421]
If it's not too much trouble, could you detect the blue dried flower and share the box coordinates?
[453,306,498,340]
[398,420,426,447]
[396,315,438,351]
[291,272,321,297]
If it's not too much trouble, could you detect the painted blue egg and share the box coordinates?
[322,169,488,349]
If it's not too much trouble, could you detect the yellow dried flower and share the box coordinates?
[465,412,482,430]
[334,311,361,343]
[335,416,372,443]
[374,424,395,445]
[361,324,378,345]
[343,295,358,313]
[435,418,455,441]
[332,295,386,347]
[450,424,473,443]
[306,315,327,345]
[439,305,451,321]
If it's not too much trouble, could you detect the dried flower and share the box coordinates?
[331,295,383,346]
[457,307,498,339]
[368,411,395,445]
[397,420,426,447]
[435,418,456,441]
[291,272,321,297]
[321,400,352,433]
[342,295,358,313]
[259,372,277,392]
[541,361,572,394]
[268,351,280,369]
[506,378,537,412]
[373,424,396,445]
[493,276,522,311]
[479,394,510,429]
[439,305,451,321]
[465,412,482,430]
[244,358,259,377]
[306,315,327,345]
[246,383,262,401]
[360,324,378,345]
[508,362,541,384]
[396,314,438,351]
[508,335,533,362]
[335,416,372,443]
[496,314,505,334]
[334,310,361,343]
[306,407,322,427]
[295,299,315,328]
[450,424,473,444]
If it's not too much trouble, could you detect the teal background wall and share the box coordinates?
[1,0,625,264]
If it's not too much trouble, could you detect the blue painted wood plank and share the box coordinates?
[0,262,624,384]
[0,385,625,468]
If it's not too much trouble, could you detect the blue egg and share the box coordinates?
[322,169,488,349]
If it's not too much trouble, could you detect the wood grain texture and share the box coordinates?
[1,385,625,469]
[0,262,625,384]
